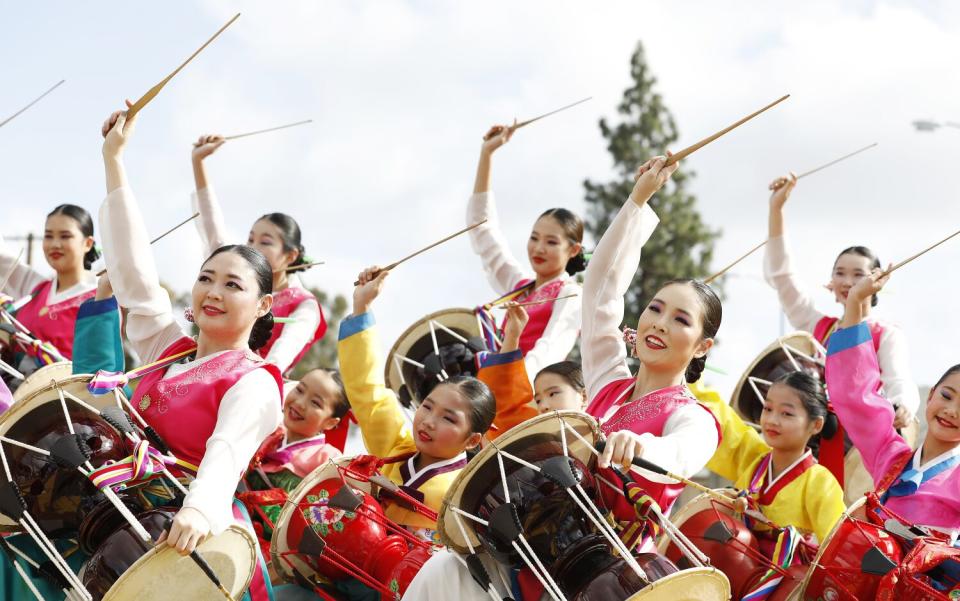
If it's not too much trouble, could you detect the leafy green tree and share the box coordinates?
[583,41,721,327]
[289,289,349,379]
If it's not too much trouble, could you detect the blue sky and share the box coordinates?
[2,1,960,397]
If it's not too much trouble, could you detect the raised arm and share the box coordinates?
[581,157,667,400]
[467,123,526,294]
[876,324,921,422]
[0,236,46,299]
[99,106,184,363]
[191,135,229,257]
[699,387,770,483]
[763,173,824,332]
[264,293,323,373]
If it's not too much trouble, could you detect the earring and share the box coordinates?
[184,307,195,323]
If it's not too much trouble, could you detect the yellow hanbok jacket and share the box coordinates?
[695,384,845,543]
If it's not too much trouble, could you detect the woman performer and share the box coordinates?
[101,106,282,599]
[764,173,919,425]
[0,204,100,364]
[190,135,326,374]
[468,124,584,380]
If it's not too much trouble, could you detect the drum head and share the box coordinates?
[270,457,375,583]
[654,489,736,554]
[0,373,127,532]
[438,411,600,554]
[12,361,73,403]
[102,524,256,601]
[384,308,482,404]
[731,332,824,422]
[626,567,730,600]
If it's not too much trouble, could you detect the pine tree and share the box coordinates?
[583,42,720,326]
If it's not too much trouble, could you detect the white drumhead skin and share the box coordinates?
[12,361,73,403]
[626,567,730,601]
[102,525,257,601]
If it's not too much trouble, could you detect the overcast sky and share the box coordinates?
[2,1,959,398]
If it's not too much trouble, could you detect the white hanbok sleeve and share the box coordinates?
[191,185,229,257]
[99,187,185,363]
[264,298,321,373]
[581,200,660,400]
[182,368,282,533]
[522,279,581,381]
[0,235,47,298]
[763,235,824,333]
[466,191,527,295]
[629,403,719,484]
[876,324,921,418]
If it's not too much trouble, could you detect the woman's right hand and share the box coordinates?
[481,121,517,155]
[768,172,798,211]
[352,266,389,316]
[500,302,529,353]
[102,100,137,159]
[630,153,678,206]
[192,134,226,162]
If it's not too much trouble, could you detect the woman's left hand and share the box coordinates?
[598,430,645,471]
[157,507,211,556]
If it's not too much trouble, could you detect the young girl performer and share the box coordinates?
[338,266,497,543]
[0,204,100,362]
[764,173,919,426]
[469,124,584,380]
[190,135,326,374]
[584,154,721,540]
[100,106,282,599]
[700,372,845,545]
[826,271,960,540]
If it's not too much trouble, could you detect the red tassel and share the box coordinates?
[818,413,845,488]
[325,410,357,453]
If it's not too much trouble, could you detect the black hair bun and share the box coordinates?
[565,249,588,276]
[249,312,275,351]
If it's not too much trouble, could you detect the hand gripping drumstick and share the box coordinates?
[162,518,235,601]
[880,226,960,278]
[223,119,313,141]
[126,13,241,120]
[703,240,767,285]
[664,94,790,167]
[353,220,487,285]
[95,213,200,276]
[0,79,65,129]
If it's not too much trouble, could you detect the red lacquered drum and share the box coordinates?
[82,508,257,601]
[0,374,128,534]
[802,498,902,600]
[386,544,434,599]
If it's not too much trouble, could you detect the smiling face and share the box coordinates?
[43,213,93,275]
[760,382,823,451]
[925,372,960,446]
[283,370,343,440]
[412,383,481,461]
[534,371,586,414]
[634,282,714,379]
[248,218,298,274]
[526,215,581,280]
[830,252,874,304]
[192,251,271,345]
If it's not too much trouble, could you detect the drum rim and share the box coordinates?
[654,488,737,555]
[383,307,481,399]
[437,410,600,554]
[270,456,376,583]
[101,524,257,600]
[11,361,73,403]
[730,332,821,421]
[796,495,870,592]
[625,566,730,600]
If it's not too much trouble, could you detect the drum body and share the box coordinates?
[0,374,127,534]
[82,508,257,601]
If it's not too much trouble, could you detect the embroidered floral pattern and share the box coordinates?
[304,489,358,537]
[600,385,694,435]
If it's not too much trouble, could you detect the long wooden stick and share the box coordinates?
[353,220,487,285]
[497,293,579,309]
[704,240,767,285]
[665,94,790,166]
[881,227,960,278]
[126,13,241,120]
[224,119,313,141]
[0,80,65,129]
[95,213,200,276]
[514,97,592,130]
[0,248,25,293]
[797,143,878,179]
[281,261,325,274]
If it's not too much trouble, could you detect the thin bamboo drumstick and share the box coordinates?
[497,293,579,309]
[126,14,241,120]
[0,80,65,129]
[797,143,878,179]
[281,261,325,274]
[95,213,200,276]
[881,227,960,278]
[704,240,767,285]
[224,119,313,141]
[514,97,592,130]
[665,94,790,166]
[353,220,487,285]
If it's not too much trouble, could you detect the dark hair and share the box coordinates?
[535,361,585,393]
[315,368,351,418]
[203,245,274,351]
[772,371,837,451]
[257,213,307,269]
[431,375,496,434]
[933,365,960,391]
[47,204,100,270]
[657,279,722,383]
[834,246,881,307]
[538,208,586,276]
